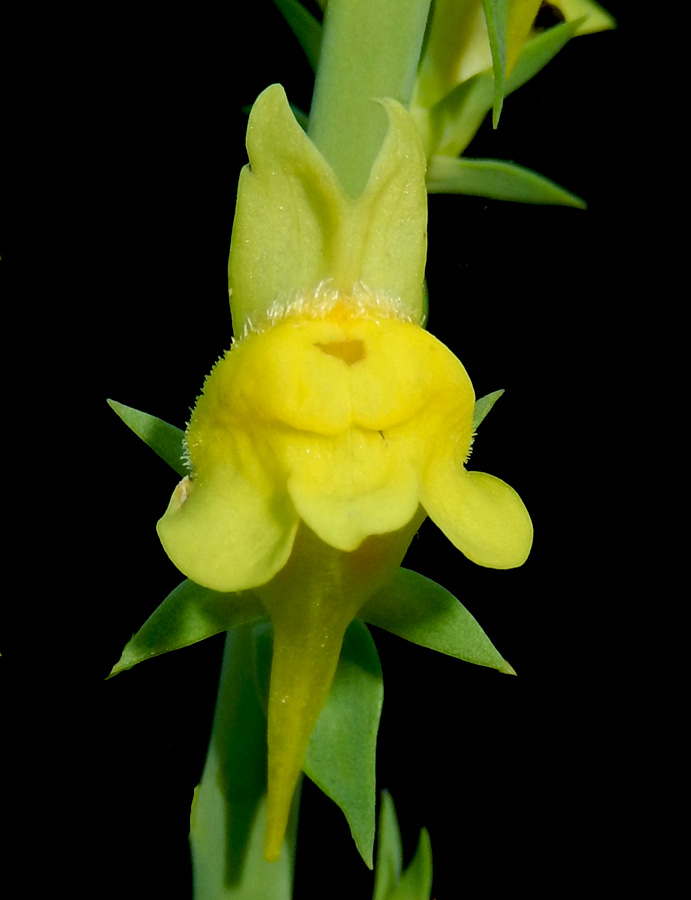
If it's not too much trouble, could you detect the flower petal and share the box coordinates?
[157,433,299,592]
[350,319,473,431]
[285,429,420,551]
[230,318,353,435]
[422,463,533,568]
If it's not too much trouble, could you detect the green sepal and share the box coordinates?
[427,154,586,207]
[473,389,504,431]
[430,18,579,158]
[361,568,515,675]
[272,0,322,71]
[107,580,264,678]
[108,399,186,476]
[373,792,433,900]
[481,0,508,128]
[228,83,427,333]
[254,619,383,869]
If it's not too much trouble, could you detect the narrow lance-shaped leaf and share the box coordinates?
[361,568,515,674]
[481,0,508,127]
[373,792,433,900]
[473,389,504,431]
[388,829,433,900]
[272,0,322,71]
[108,580,264,678]
[108,399,186,476]
[372,792,404,900]
[432,19,580,158]
[427,155,586,207]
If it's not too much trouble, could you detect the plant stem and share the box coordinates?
[190,625,298,899]
[307,0,431,198]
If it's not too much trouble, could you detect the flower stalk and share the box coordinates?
[307,0,431,197]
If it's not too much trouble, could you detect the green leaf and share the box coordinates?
[108,399,186,476]
[373,792,433,900]
[272,0,322,71]
[303,619,383,869]
[253,619,383,869]
[481,0,508,127]
[427,155,586,207]
[190,627,297,899]
[108,580,264,677]
[388,830,433,900]
[473,389,504,431]
[361,568,515,674]
[431,18,579,158]
[372,792,403,900]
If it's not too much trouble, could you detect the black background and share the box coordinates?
[3,3,681,898]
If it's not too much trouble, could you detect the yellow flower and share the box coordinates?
[157,287,532,594]
[156,285,532,861]
[153,83,532,860]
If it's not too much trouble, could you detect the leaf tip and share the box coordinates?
[500,658,517,676]
[105,663,121,681]
[105,652,130,680]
